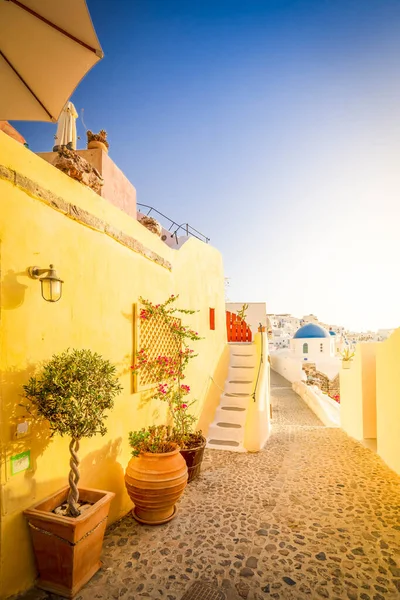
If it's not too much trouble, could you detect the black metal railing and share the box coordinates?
[137,203,210,244]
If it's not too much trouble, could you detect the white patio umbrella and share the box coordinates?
[0,0,103,122]
[54,101,78,149]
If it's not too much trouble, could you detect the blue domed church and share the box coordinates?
[290,323,335,361]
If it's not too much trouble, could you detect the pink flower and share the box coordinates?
[181,403,188,409]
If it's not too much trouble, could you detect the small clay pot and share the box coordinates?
[87,140,108,153]
[125,446,187,525]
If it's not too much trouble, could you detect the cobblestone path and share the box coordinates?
[19,371,400,600]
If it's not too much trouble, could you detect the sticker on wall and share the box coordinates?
[10,450,31,476]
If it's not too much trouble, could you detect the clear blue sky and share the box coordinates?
[13,0,400,332]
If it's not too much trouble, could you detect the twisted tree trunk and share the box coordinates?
[67,438,80,517]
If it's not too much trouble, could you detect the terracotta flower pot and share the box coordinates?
[87,140,108,153]
[125,446,188,525]
[24,486,114,598]
[180,436,206,483]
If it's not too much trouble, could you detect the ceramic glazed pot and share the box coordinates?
[24,487,114,598]
[87,140,108,153]
[180,436,206,483]
[125,447,188,525]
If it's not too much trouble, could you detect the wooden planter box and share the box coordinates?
[24,487,114,598]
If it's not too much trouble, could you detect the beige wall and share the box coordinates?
[376,330,400,475]
[0,132,227,597]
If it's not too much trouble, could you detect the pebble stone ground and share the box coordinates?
[18,371,400,600]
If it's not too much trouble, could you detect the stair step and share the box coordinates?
[207,423,244,442]
[230,345,256,356]
[206,339,258,453]
[215,406,247,426]
[220,395,249,409]
[225,380,253,395]
[208,439,240,447]
[230,354,257,368]
[206,440,246,452]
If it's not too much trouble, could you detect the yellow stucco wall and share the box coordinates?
[376,329,400,476]
[0,132,227,597]
[339,343,377,442]
[361,344,377,439]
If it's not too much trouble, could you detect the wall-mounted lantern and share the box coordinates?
[28,264,63,302]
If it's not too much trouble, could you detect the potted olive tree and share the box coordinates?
[22,348,122,598]
[132,295,206,482]
[125,424,188,525]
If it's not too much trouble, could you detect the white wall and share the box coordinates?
[293,381,340,427]
[226,302,267,335]
[271,350,340,382]
[290,337,333,360]
[270,351,306,383]
[314,357,341,379]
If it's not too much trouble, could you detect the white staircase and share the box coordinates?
[207,342,257,452]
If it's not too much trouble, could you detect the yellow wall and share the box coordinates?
[0,132,227,597]
[361,344,377,439]
[244,332,271,452]
[339,359,363,440]
[376,329,400,476]
[340,343,377,441]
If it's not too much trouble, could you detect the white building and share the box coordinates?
[290,323,336,361]
[271,323,341,383]
[302,314,319,325]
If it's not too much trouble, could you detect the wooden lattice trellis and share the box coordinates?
[133,303,181,392]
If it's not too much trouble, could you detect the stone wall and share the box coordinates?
[303,363,340,396]
[37,148,137,219]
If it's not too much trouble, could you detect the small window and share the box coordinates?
[209,308,215,330]
[303,343,308,354]
[320,343,323,352]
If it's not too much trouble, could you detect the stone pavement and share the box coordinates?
[17,371,400,600]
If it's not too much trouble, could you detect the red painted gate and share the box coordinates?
[226,311,252,342]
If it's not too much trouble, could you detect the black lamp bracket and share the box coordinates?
[28,266,53,279]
